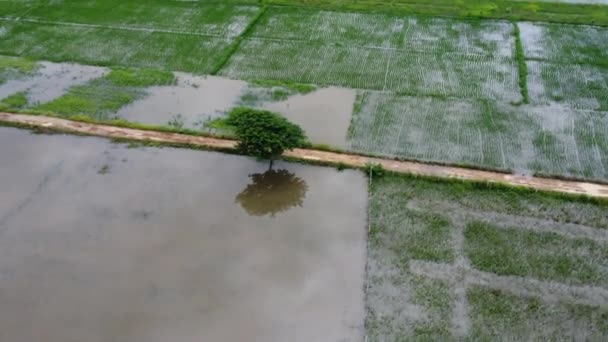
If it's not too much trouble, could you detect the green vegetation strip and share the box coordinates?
[210,5,269,75]
[513,23,529,104]
[32,67,175,120]
[264,0,608,26]
[468,286,608,340]
[465,221,608,286]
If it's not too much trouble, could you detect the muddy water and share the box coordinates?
[116,73,247,128]
[0,62,108,105]
[116,73,355,147]
[0,127,367,342]
[261,87,356,147]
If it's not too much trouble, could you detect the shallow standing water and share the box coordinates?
[262,86,356,147]
[116,73,248,128]
[115,73,355,147]
[0,61,108,104]
[0,127,367,342]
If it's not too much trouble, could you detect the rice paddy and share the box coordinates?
[2,1,608,339]
[0,1,606,181]
[367,175,608,341]
[348,92,608,178]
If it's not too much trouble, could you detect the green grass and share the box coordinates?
[465,221,608,286]
[0,21,235,74]
[31,67,179,119]
[0,55,38,73]
[34,81,140,119]
[26,0,260,37]
[264,0,608,26]
[0,0,41,19]
[513,23,529,104]
[106,67,176,87]
[367,174,608,340]
[468,286,608,340]
[0,91,28,110]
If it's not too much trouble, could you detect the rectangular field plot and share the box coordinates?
[25,0,260,37]
[0,21,233,73]
[0,128,367,342]
[519,22,608,65]
[367,175,608,340]
[221,39,520,101]
[527,61,608,111]
[251,7,514,58]
[348,92,608,180]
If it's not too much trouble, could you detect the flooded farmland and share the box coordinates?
[116,73,248,129]
[0,127,367,342]
[0,57,356,148]
[0,61,108,105]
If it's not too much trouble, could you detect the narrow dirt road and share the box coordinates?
[2,112,608,198]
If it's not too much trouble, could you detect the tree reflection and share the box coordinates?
[235,169,308,217]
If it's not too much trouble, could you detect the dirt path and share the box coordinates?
[2,112,608,198]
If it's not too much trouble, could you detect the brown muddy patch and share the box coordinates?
[0,127,367,342]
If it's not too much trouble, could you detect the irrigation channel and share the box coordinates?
[2,112,608,198]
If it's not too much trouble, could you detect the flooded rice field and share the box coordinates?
[116,75,356,147]
[0,61,108,105]
[116,73,248,129]
[0,58,356,148]
[0,127,367,342]
[261,87,356,147]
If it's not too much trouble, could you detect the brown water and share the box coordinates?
[0,61,108,105]
[115,73,355,147]
[116,73,248,128]
[262,87,356,147]
[0,127,367,342]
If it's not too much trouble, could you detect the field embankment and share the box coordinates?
[2,112,608,198]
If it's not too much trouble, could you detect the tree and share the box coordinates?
[227,107,307,168]
[235,169,308,217]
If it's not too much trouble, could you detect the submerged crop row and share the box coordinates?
[367,175,608,340]
[348,91,608,179]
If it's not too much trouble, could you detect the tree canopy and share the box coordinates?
[227,107,307,161]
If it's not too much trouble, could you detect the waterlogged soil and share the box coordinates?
[116,73,248,128]
[0,127,368,342]
[0,61,108,105]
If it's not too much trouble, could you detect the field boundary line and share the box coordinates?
[405,200,608,242]
[0,17,234,39]
[210,5,269,75]
[410,259,608,307]
[1,112,608,198]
